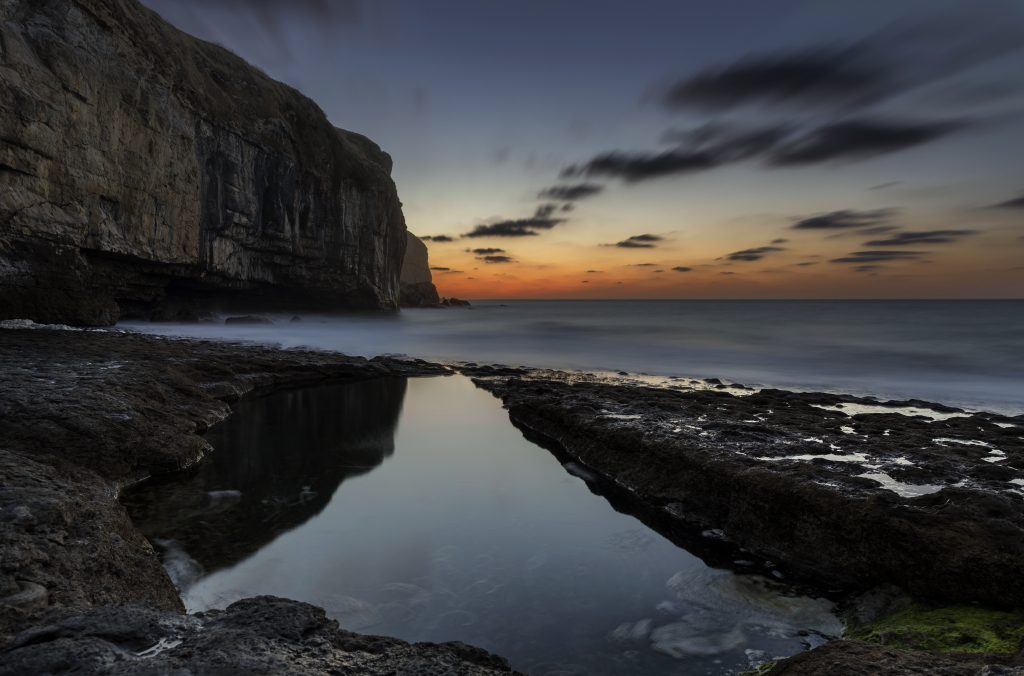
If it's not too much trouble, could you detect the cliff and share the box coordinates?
[399,231,440,307]
[0,0,407,325]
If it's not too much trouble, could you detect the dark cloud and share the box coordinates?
[421,235,454,242]
[534,203,561,219]
[869,181,903,191]
[854,265,883,273]
[467,247,505,255]
[830,250,928,264]
[429,266,450,271]
[992,193,1024,208]
[480,255,514,264]
[658,14,1023,113]
[768,118,964,166]
[863,230,976,246]
[771,238,789,244]
[726,245,785,262]
[562,124,793,182]
[795,261,818,267]
[462,205,566,238]
[606,233,665,249]
[538,183,605,201]
[562,116,959,183]
[662,47,886,111]
[629,263,658,267]
[585,269,603,273]
[562,148,718,182]
[672,266,692,272]
[792,208,896,230]
[462,222,540,238]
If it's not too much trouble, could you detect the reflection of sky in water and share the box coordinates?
[137,376,841,675]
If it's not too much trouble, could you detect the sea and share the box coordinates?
[123,299,1024,415]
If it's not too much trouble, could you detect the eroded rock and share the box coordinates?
[0,0,407,325]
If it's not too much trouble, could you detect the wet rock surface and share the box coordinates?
[0,326,449,648]
[0,596,516,675]
[467,368,1024,608]
[0,0,407,325]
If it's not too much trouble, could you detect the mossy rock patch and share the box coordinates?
[848,604,1024,654]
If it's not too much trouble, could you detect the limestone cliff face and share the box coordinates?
[399,232,440,307]
[0,0,407,325]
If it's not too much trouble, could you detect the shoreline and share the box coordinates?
[115,309,1024,418]
[1,326,1022,673]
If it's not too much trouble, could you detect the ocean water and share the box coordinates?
[124,376,842,675]
[122,299,1024,414]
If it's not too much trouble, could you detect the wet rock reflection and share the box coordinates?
[123,377,407,577]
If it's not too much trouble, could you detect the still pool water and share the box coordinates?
[123,375,842,675]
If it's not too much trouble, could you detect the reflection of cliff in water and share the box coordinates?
[123,377,408,577]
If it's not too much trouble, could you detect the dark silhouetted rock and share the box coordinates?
[399,232,441,307]
[224,315,273,325]
[0,0,407,326]
[443,297,472,307]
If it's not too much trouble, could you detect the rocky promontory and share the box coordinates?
[399,232,441,307]
[0,0,408,326]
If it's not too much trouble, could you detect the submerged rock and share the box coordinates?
[0,0,407,326]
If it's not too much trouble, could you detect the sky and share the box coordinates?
[141,0,1024,299]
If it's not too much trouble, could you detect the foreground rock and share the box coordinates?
[0,325,450,648]
[0,0,407,326]
[0,596,515,675]
[466,368,1024,608]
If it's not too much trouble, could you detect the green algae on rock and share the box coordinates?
[848,604,1024,654]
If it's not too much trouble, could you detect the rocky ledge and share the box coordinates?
[0,325,514,673]
[463,366,1024,670]
[465,367,1024,608]
[0,596,514,675]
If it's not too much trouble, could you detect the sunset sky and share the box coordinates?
[144,0,1024,298]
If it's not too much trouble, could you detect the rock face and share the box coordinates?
[466,368,1024,608]
[0,0,407,326]
[399,232,440,307]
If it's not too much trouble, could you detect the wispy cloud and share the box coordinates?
[863,230,975,246]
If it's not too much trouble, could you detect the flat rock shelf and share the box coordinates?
[2,325,1023,674]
